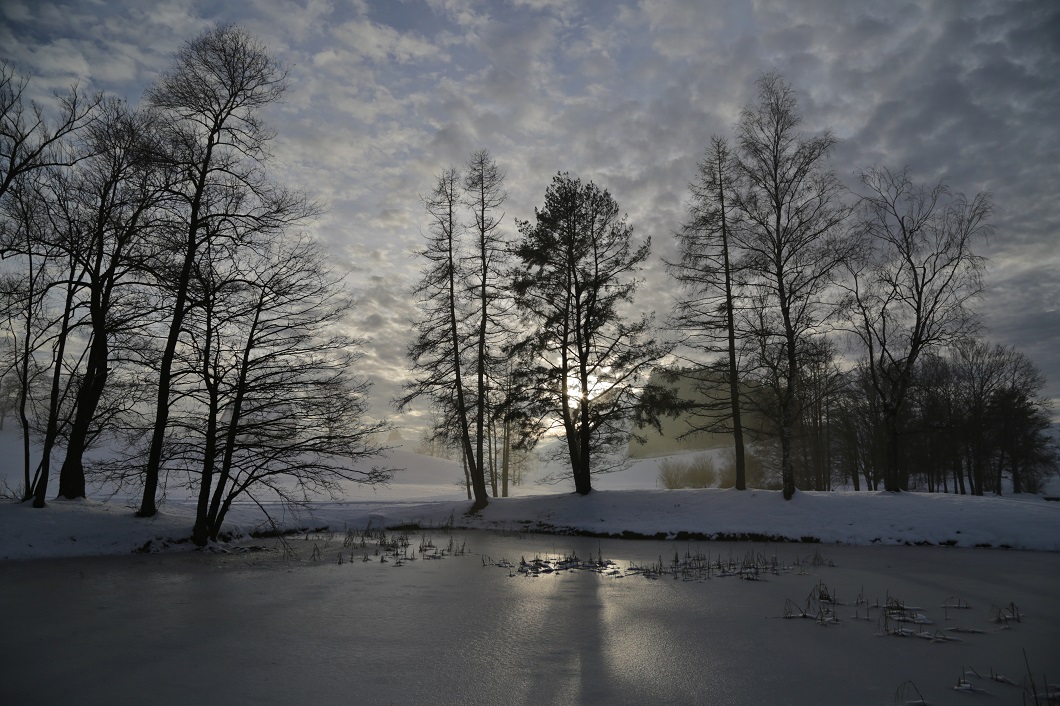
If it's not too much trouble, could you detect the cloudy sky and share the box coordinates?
[3,0,1058,432]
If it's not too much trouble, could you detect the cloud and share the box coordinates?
[3,0,1058,424]
[331,18,445,65]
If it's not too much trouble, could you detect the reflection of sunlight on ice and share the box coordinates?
[495,564,581,705]
[601,585,674,682]
[598,584,725,702]
[492,550,721,702]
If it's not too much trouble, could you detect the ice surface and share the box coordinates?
[2,534,1058,705]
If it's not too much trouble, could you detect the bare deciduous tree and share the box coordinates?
[400,151,510,510]
[181,233,387,546]
[1,62,99,505]
[463,149,509,501]
[399,165,490,508]
[669,135,749,488]
[138,23,302,517]
[0,168,93,507]
[1,60,100,202]
[841,166,991,491]
[50,98,167,499]
[730,72,851,499]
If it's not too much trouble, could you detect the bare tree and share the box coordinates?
[463,149,510,499]
[1,60,100,202]
[0,266,49,502]
[28,172,87,508]
[0,62,99,503]
[45,99,167,499]
[789,337,844,490]
[984,346,1054,494]
[669,135,749,488]
[841,166,991,491]
[906,352,962,493]
[0,172,78,505]
[832,366,881,491]
[399,166,490,508]
[138,24,302,517]
[400,151,510,508]
[948,340,1044,496]
[872,341,1057,496]
[179,233,386,546]
[0,355,19,430]
[730,72,851,499]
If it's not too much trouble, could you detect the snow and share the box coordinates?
[3,430,1058,560]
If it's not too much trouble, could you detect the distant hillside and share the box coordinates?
[630,367,764,458]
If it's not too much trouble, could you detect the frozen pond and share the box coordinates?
[3,530,1059,705]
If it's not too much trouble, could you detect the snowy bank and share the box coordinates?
[4,434,1057,560]
[3,486,1058,560]
[304,487,1060,551]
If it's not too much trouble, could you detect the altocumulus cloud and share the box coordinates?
[2,0,1057,427]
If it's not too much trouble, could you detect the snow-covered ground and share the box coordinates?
[2,430,1059,560]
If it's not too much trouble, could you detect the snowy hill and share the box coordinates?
[1,430,1058,559]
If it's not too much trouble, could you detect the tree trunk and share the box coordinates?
[462,446,471,500]
[192,300,220,548]
[501,415,510,497]
[778,248,799,500]
[993,449,1005,496]
[717,167,746,490]
[141,128,220,518]
[191,390,218,547]
[848,425,861,491]
[57,325,109,499]
[572,428,593,496]
[17,335,33,502]
[575,361,593,495]
[779,424,795,499]
[139,265,191,517]
[33,269,80,508]
[778,367,798,499]
[882,413,901,492]
[448,210,488,511]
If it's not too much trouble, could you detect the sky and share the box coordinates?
[3,0,1058,434]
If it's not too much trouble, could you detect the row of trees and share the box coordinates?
[668,73,1054,497]
[834,340,1055,495]
[1,25,386,542]
[407,72,1054,503]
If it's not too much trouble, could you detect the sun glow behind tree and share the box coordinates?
[567,372,604,406]
[511,173,676,494]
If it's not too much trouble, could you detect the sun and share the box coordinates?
[566,373,604,407]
